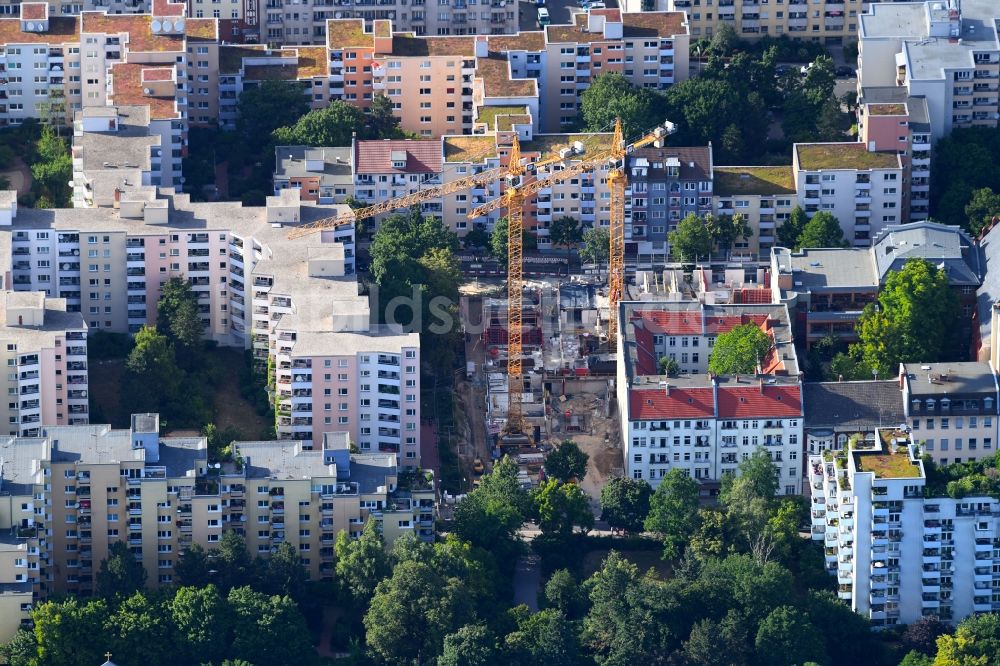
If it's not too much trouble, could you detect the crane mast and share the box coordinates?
[504,136,526,436]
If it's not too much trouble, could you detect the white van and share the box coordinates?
[537,7,550,26]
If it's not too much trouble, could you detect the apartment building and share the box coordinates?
[273,145,354,204]
[901,362,999,466]
[630,0,863,42]
[712,166,797,262]
[541,10,688,131]
[809,429,1000,626]
[857,88,932,221]
[71,105,164,207]
[0,437,46,644]
[1,181,426,456]
[259,0,518,46]
[793,142,904,247]
[0,292,89,437]
[772,220,981,349]
[353,138,444,226]
[0,416,434,641]
[803,380,905,456]
[859,0,1000,141]
[616,301,803,494]
[625,145,714,269]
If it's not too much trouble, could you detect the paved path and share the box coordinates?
[513,554,542,611]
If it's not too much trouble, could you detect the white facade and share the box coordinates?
[810,430,1000,627]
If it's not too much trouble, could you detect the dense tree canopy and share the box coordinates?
[669,213,714,263]
[645,468,701,559]
[545,440,589,483]
[580,227,610,265]
[271,96,404,147]
[795,211,847,249]
[579,73,666,138]
[708,323,773,376]
[854,258,960,376]
[930,127,1000,231]
[599,477,652,534]
[237,80,311,142]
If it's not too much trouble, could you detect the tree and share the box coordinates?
[965,187,1000,234]
[580,226,610,266]
[272,101,365,147]
[816,97,850,142]
[169,585,231,666]
[543,569,587,619]
[237,80,310,142]
[721,448,781,561]
[930,128,1000,228]
[174,544,212,587]
[710,23,738,55]
[777,206,808,248]
[659,356,680,377]
[503,609,582,666]
[335,518,391,606]
[96,541,148,600]
[30,125,72,207]
[932,613,1000,666]
[258,541,308,601]
[490,217,510,261]
[683,612,749,666]
[755,605,828,666]
[533,479,594,539]
[669,213,713,263]
[708,213,752,257]
[365,559,476,665]
[439,624,498,666]
[645,468,701,559]
[0,629,37,666]
[366,93,405,140]
[579,73,665,138]
[157,277,204,351]
[452,455,530,555]
[31,597,110,666]
[902,616,950,656]
[124,325,183,414]
[545,440,589,483]
[795,211,847,249]
[463,227,490,251]
[599,477,652,534]
[215,530,254,593]
[549,215,583,267]
[708,322,772,376]
[854,258,960,376]
[105,592,171,666]
[228,586,314,666]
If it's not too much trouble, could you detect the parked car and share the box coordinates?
[836,65,855,78]
[774,64,794,77]
[537,7,550,26]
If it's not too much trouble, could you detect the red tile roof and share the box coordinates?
[152,0,185,16]
[20,3,47,20]
[632,325,657,375]
[630,388,715,420]
[716,385,801,419]
[704,314,769,335]
[354,139,442,174]
[634,311,702,335]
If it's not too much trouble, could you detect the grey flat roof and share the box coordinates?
[872,221,981,286]
[976,223,1000,351]
[0,297,86,350]
[0,437,47,496]
[786,248,879,290]
[236,440,336,480]
[274,145,353,187]
[859,86,931,132]
[902,361,998,396]
[804,380,905,430]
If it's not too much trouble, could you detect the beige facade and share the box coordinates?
[642,0,862,42]
[0,416,435,634]
[713,166,797,261]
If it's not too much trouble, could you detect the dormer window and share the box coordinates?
[940,398,950,412]
[986,397,994,412]
[390,150,408,169]
[926,399,935,411]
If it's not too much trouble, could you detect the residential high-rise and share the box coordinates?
[810,428,1000,626]
[0,416,436,644]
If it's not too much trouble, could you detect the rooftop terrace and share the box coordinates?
[795,143,901,171]
[713,166,796,196]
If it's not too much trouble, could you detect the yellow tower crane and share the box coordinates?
[469,121,672,437]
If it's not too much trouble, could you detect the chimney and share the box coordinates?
[664,383,670,396]
[759,377,764,394]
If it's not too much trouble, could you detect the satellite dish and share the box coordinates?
[162,20,173,32]
[26,22,35,31]
[174,19,184,31]
[151,19,162,32]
